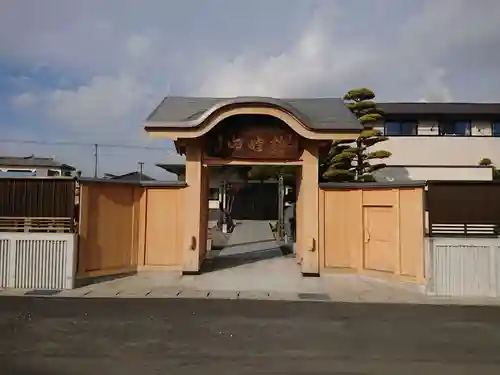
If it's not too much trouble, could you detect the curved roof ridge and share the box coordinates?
[145,96,362,131]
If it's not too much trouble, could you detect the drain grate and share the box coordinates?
[24,289,62,296]
[298,293,331,301]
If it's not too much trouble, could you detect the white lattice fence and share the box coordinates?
[426,237,500,297]
[0,233,77,290]
[0,238,9,288]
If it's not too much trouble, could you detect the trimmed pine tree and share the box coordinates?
[321,88,392,182]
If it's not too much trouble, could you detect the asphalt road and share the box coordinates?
[1,297,500,374]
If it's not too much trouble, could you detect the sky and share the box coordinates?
[1,0,500,178]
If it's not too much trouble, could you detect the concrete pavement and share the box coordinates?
[2,297,500,374]
[4,267,499,305]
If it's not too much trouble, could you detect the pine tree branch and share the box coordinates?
[365,150,392,159]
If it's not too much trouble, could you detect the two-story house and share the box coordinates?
[371,102,500,181]
[0,155,76,177]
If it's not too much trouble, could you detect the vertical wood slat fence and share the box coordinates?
[427,181,500,236]
[0,177,77,233]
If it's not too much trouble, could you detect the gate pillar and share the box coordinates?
[298,140,320,275]
[182,139,205,274]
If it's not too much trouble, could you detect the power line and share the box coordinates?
[0,138,174,151]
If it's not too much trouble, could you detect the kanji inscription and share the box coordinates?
[205,123,300,160]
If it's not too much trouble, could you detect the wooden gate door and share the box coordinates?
[363,206,397,273]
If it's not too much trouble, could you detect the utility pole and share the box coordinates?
[93,143,99,178]
[138,162,144,182]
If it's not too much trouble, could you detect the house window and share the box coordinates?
[384,121,418,136]
[208,187,220,200]
[0,169,35,177]
[491,122,500,137]
[438,121,471,136]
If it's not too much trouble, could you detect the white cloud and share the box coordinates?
[6,1,500,105]
[193,9,341,98]
[194,0,500,101]
[46,73,153,131]
[3,0,500,175]
[126,34,153,59]
[11,92,38,109]
[418,68,453,102]
[195,7,370,98]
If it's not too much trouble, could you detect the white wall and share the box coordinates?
[374,166,492,182]
[373,120,500,166]
[372,120,499,181]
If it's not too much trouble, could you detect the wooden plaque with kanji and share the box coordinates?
[204,119,300,160]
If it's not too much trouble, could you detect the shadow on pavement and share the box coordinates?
[222,239,277,249]
[202,246,288,273]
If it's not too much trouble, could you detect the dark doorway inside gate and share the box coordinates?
[230,182,279,221]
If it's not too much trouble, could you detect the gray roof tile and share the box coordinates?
[145,96,363,131]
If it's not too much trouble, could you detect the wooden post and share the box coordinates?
[199,165,210,264]
[295,169,303,264]
[299,140,320,275]
[182,139,204,274]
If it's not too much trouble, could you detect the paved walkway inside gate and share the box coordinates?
[225,220,275,248]
[200,220,303,292]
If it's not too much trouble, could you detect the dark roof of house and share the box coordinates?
[156,163,185,176]
[145,96,363,131]
[108,171,155,181]
[378,102,500,116]
[0,156,75,170]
